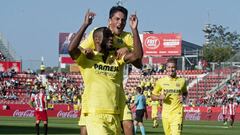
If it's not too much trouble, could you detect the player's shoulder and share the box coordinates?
[81,28,97,49]
[177,76,186,82]
[76,53,88,65]
[120,31,132,38]
[122,31,131,35]
[157,76,168,82]
[154,77,160,84]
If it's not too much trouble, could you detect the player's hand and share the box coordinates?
[84,9,96,26]
[84,48,94,59]
[159,91,166,100]
[129,12,138,30]
[159,94,165,100]
[116,47,129,59]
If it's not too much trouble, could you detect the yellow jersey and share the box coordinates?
[152,76,187,118]
[77,52,125,114]
[80,29,134,112]
[80,29,133,82]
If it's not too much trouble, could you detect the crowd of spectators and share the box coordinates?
[0,69,18,100]
[0,69,83,108]
[192,77,240,107]
[1,64,240,109]
[125,63,201,107]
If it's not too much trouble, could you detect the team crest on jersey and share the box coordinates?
[176,83,180,87]
[106,54,115,64]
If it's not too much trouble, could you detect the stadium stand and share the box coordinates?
[0,71,83,106]
[0,58,239,109]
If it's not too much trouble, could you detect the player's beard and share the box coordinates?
[168,70,176,78]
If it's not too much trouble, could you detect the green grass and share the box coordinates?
[0,116,239,135]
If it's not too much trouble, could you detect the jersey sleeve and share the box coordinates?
[76,53,84,66]
[152,79,162,96]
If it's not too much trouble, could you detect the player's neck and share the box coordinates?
[168,75,177,79]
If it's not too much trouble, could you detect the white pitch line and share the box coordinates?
[184,124,229,128]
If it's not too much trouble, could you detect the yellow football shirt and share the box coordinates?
[77,52,125,114]
[80,29,133,83]
[152,76,187,118]
[80,29,134,116]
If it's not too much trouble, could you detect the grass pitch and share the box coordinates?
[0,116,239,135]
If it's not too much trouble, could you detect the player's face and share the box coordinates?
[105,35,113,50]
[108,11,127,35]
[102,30,114,50]
[166,62,177,78]
[39,88,45,94]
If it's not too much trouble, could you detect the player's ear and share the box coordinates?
[108,18,112,26]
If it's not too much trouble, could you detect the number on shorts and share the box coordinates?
[178,124,183,131]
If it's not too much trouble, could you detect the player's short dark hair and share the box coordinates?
[228,98,234,102]
[37,84,45,90]
[109,6,128,19]
[93,27,112,39]
[167,57,177,65]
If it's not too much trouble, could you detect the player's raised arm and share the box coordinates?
[123,13,143,68]
[68,9,96,60]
